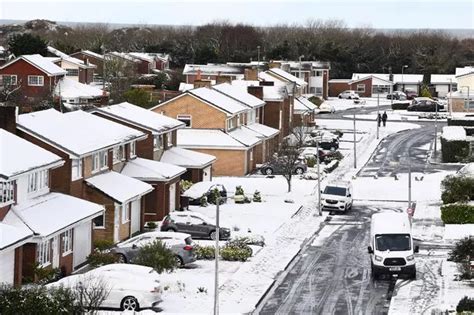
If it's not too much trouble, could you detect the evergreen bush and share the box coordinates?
[441,138,469,163]
[253,190,262,202]
[441,175,474,204]
[195,245,215,260]
[448,237,474,263]
[456,296,474,312]
[440,204,474,224]
[133,240,177,273]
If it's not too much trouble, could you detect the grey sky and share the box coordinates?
[1,0,473,29]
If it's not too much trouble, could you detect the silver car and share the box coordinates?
[111,231,196,267]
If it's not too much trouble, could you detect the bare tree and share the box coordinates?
[73,275,110,314]
[104,55,139,103]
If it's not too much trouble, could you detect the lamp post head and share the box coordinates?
[403,65,408,68]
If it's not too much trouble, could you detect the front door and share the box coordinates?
[114,204,120,243]
[169,183,176,212]
[52,236,60,268]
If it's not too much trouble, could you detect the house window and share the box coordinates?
[28,75,44,86]
[313,70,323,77]
[61,229,73,255]
[113,145,125,164]
[0,180,15,205]
[27,170,48,194]
[93,214,105,228]
[279,110,283,130]
[129,142,136,158]
[71,159,83,180]
[153,135,164,151]
[92,150,108,173]
[227,118,235,131]
[372,85,391,94]
[357,84,366,93]
[122,202,130,223]
[37,239,51,266]
[65,69,79,77]
[166,133,173,148]
[315,87,323,95]
[0,75,17,86]
[177,115,191,127]
[250,150,253,161]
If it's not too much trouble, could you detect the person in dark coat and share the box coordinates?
[382,111,388,127]
[377,113,382,127]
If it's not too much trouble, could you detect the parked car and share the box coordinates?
[386,91,407,100]
[309,129,340,140]
[182,182,227,205]
[160,211,231,240]
[407,97,444,112]
[47,264,162,311]
[321,181,353,212]
[456,163,474,177]
[404,89,418,100]
[260,158,308,175]
[110,231,196,267]
[298,147,336,164]
[338,90,360,99]
[305,136,339,151]
[318,103,336,114]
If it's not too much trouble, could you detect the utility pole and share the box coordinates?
[434,96,439,158]
[376,90,380,140]
[353,110,357,168]
[448,78,452,117]
[214,196,220,315]
[316,140,322,216]
[407,154,412,209]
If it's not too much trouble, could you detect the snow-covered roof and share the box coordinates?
[179,82,194,92]
[213,83,265,109]
[160,147,216,168]
[442,126,466,141]
[0,222,33,251]
[294,96,317,112]
[228,127,262,147]
[328,79,351,83]
[80,50,104,60]
[4,192,104,238]
[267,68,307,87]
[244,123,279,138]
[18,109,145,157]
[456,71,474,79]
[351,73,423,84]
[183,64,242,76]
[121,157,186,182]
[0,54,67,76]
[97,102,184,135]
[108,52,140,63]
[231,80,286,101]
[430,74,457,84]
[189,87,249,115]
[0,129,63,180]
[55,78,105,99]
[177,129,246,149]
[128,52,155,63]
[455,66,474,77]
[85,171,153,203]
[349,74,394,85]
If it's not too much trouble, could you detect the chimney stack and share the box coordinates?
[247,85,263,100]
[244,68,258,81]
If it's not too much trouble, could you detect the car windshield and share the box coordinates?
[323,186,347,196]
[375,234,411,251]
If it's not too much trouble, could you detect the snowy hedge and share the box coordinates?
[391,102,410,110]
[440,138,470,162]
[441,204,474,224]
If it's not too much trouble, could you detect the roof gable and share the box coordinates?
[0,54,67,76]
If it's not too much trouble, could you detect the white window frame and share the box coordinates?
[93,213,105,229]
[27,170,48,195]
[227,118,235,131]
[61,229,73,256]
[121,202,130,223]
[71,158,83,180]
[357,84,366,93]
[37,239,51,267]
[153,135,164,151]
[250,150,253,161]
[314,70,323,77]
[166,132,173,148]
[92,150,108,173]
[112,145,125,164]
[0,180,15,206]
[27,75,44,86]
[129,142,136,158]
[0,74,17,85]
[65,68,79,77]
[176,115,192,128]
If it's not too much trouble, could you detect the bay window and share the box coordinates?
[113,145,125,164]
[62,229,73,255]
[37,239,51,266]
[92,150,108,173]
[71,159,83,180]
[28,170,48,194]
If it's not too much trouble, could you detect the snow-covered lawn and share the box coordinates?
[322,97,393,112]
[343,110,449,122]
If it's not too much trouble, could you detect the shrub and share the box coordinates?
[32,263,62,285]
[207,188,220,205]
[441,175,474,204]
[195,245,215,260]
[235,185,245,196]
[457,261,473,280]
[244,196,252,203]
[457,296,474,312]
[123,88,151,108]
[440,204,474,224]
[145,221,158,229]
[308,96,323,106]
[200,195,208,207]
[86,249,119,268]
[420,85,432,98]
[441,138,469,163]
[326,151,343,162]
[133,240,177,273]
[93,239,114,251]
[253,190,262,202]
[448,237,474,263]
[221,239,253,262]
[306,156,316,167]
[180,180,193,193]
[391,102,410,110]
[333,129,344,138]
[232,235,265,247]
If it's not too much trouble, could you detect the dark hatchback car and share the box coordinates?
[260,159,307,175]
[407,98,444,112]
[160,211,231,240]
[305,137,339,151]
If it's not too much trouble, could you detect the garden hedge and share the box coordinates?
[440,204,474,224]
[440,138,469,163]
[391,102,410,110]
[448,118,474,127]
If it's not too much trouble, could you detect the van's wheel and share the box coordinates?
[164,228,177,232]
[295,167,304,174]
[121,296,139,311]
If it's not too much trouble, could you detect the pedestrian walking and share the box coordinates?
[377,113,382,127]
[382,111,388,127]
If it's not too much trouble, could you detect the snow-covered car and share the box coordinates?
[182,182,227,205]
[338,90,360,99]
[386,91,407,100]
[457,163,474,177]
[110,231,196,267]
[309,129,340,140]
[47,264,162,311]
[161,211,231,240]
[318,103,336,114]
[260,159,308,175]
[304,136,339,151]
[298,147,336,164]
[321,181,353,212]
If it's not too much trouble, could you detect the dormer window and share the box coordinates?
[0,180,15,206]
[27,170,48,195]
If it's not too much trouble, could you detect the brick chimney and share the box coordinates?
[0,106,17,134]
[244,68,258,81]
[247,86,263,100]
[216,75,232,84]
[268,62,281,69]
[194,79,212,89]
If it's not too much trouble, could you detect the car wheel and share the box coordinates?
[295,167,304,175]
[338,95,342,99]
[165,228,177,232]
[264,168,274,175]
[210,230,218,240]
[121,296,140,311]
[175,255,184,267]
[116,254,127,263]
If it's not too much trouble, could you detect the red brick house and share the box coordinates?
[183,64,243,84]
[328,79,351,97]
[16,109,153,244]
[348,75,393,97]
[69,50,105,79]
[0,54,66,107]
[0,129,104,284]
[47,46,96,84]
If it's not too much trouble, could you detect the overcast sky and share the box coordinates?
[1,0,473,29]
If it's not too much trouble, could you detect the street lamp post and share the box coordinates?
[449,78,453,117]
[316,140,322,216]
[353,110,357,168]
[401,65,408,92]
[214,196,221,315]
[257,46,261,77]
[408,155,412,209]
[376,89,380,140]
[434,96,439,158]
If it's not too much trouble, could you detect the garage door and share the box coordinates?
[73,222,91,269]
[130,200,141,235]
[0,250,15,285]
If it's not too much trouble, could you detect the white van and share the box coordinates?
[368,213,418,279]
[321,181,353,212]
